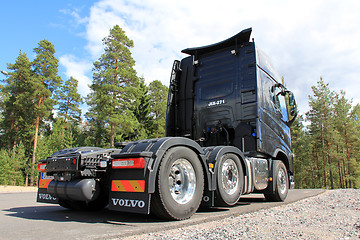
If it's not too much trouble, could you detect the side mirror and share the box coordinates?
[286,91,298,126]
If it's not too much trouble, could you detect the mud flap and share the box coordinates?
[37,188,58,204]
[108,192,151,214]
[37,172,58,204]
[201,189,215,207]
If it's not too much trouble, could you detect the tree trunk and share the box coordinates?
[337,159,343,188]
[320,125,327,188]
[30,96,42,186]
[344,129,352,188]
[62,102,69,139]
[322,110,334,189]
[25,171,29,187]
[336,144,343,188]
[30,116,40,186]
[325,139,334,189]
[110,122,115,148]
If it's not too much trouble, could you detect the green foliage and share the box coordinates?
[291,116,314,188]
[133,78,152,139]
[28,39,63,185]
[32,39,62,119]
[0,51,34,149]
[148,80,168,138]
[57,77,83,124]
[293,78,360,189]
[0,143,26,185]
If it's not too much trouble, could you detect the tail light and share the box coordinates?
[37,163,47,172]
[112,158,145,169]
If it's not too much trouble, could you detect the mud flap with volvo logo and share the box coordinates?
[109,192,151,214]
[37,172,58,204]
[37,188,58,204]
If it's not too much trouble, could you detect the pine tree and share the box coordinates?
[56,76,83,144]
[148,80,168,138]
[133,78,152,139]
[0,51,34,149]
[57,77,83,123]
[291,115,314,188]
[305,78,360,189]
[333,93,360,188]
[87,25,139,147]
[352,105,360,188]
[0,143,26,186]
[30,39,62,186]
[307,78,335,189]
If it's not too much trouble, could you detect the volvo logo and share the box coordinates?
[111,198,145,208]
[38,193,57,201]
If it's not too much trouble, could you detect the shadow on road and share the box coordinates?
[2,196,264,225]
[3,205,160,224]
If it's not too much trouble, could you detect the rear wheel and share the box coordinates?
[215,153,243,206]
[151,147,204,220]
[264,160,289,202]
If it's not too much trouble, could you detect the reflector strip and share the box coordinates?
[111,180,145,192]
[38,179,52,189]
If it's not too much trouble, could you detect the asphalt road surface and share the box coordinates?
[0,189,324,240]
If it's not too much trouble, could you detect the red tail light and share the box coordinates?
[37,163,46,172]
[112,158,145,169]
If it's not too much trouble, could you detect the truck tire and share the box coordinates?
[264,160,289,202]
[151,146,204,220]
[215,153,243,206]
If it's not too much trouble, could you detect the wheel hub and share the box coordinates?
[221,159,239,195]
[168,159,196,204]
[278,168,287,194]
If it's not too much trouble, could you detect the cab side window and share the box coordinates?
[273,86,288,122]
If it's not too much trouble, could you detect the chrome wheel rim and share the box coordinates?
[221,159,239,195]
[278,168,287,194]
[168,159,196,204]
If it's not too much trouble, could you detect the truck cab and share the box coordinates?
[166,28,297,178]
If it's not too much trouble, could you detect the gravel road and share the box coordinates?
[124,189,360,240]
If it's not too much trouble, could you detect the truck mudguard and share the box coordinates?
[203,146,248,191]
[113,137,211,194]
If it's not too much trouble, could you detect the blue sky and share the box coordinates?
[0,1,95,94]
[1,0,360,116]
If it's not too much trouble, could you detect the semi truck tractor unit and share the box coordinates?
[37,28,298,220]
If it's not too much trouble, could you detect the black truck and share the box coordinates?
[37,28,297,220]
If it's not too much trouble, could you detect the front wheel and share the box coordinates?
[151,147,204,220]
[264,160,289,202]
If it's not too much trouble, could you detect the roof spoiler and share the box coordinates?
[181,28,252,56]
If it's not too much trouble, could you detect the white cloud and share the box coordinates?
[60,0,360,115]
[59,54,93,96]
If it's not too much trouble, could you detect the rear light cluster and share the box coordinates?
[37,163,46,172]
[112,158,145,169]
